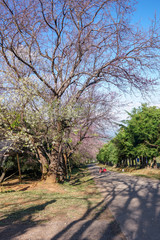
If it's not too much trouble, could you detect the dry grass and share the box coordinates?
[101,165,160,180]
[0,167,111,225]
[130,168,160,180]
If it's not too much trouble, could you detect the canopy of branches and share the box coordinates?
[1,0,160,181]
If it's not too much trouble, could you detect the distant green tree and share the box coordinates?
[98,104,160,167]
[96,144,108,164]
[125,104,160,165]
[113,127,133,166]
[96,142,118,165]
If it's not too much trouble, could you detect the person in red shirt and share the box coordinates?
[99,167,107,173]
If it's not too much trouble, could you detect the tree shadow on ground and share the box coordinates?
[51,198,125,240]
[0,200,56,240]
[0,166,124,240]
[0,193,124,240]
[90,164,160,240]
[2,164,158,240]
[50,166,125,240]
[51,164,159,240]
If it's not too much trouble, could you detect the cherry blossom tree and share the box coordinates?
[1,0,160,181]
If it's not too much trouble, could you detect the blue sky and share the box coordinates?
[117,0,160,122]
[134,0,160,26]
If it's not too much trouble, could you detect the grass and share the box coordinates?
[0,167,103,225]
[100,164,160,180]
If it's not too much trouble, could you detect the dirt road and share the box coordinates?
[89,164,160,240]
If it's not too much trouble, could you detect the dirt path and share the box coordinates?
[0,167,126,240]
[89,164,160,240]
[0,219,126,240]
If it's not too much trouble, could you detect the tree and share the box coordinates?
[1,0,160,181]
[100,104,160,168]
[125,104,160,166]
[0,76,117,180]
[96,141,118,165]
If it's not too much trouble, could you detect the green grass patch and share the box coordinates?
[0,167,101,226]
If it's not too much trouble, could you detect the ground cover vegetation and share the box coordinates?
[98,164,160,180]
[1,0,160,183]
[0,166,127,239]
[0,167,109,225]
[97,104,160,170]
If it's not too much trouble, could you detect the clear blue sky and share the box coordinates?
[116,0,160,123]
[133,0,160,26]
[133,0,160,27]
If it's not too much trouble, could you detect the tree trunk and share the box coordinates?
[0,171,6,183]
[48,150,65,182]
[0,155,8,183]
[16,154,22,183]
[132,159,134,167]
[37,148,48,180]
[140,156,143,168]
[47,120,67,182]
[63,153,69,179]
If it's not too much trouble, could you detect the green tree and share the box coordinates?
[97,141,118,165]
[125,104,160,166]
[98,104,160,167]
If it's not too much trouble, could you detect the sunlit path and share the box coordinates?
[89,164,160,240]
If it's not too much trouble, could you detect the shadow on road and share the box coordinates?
[1,164,158,240]
[0,181,125,240]
[50,165,126,240]
[51,197,124,240]
[89,164,160,240]
[0,200,56,240]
